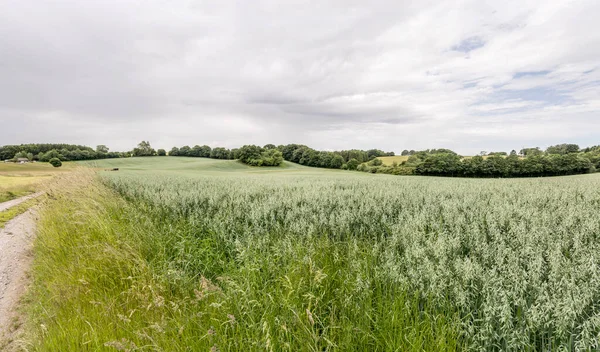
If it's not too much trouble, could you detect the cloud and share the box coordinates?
[0,0,599,154]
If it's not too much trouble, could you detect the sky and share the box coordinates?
[0,0,599,154]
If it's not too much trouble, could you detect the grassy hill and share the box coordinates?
[0,162,69,202]
[376,155,410,165]
[79,156,371,177]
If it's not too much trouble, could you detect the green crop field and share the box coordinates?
[26,157,600,351]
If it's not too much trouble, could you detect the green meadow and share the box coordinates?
[24,157,600,351]
[0,162,68,202]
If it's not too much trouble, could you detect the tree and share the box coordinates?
[169,147,180,156]
[49,158,62,167]
[210,147,231,159]
[546,143,580,155]
[520,147,542,157]
[40,150,65,162]
[199,145,212,157]
[263,144,277,150]
[237,145,283,166]
[179,145,191,156]
[238,145,263,164]
[369,158,383,166]
[367,149,386,159]
[133,141,156,157]
[96,145,109,153]
[510,150,517,156]
[415,153,461,176]
[260,149,283,166]
[401,150,409,156]
[190,145,202,157]
[346,158,360,170]
[157,149,166,156]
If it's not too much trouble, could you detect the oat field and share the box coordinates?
[27,157,600,351]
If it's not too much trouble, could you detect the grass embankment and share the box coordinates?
[26,171,461,351]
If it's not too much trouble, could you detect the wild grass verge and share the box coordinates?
[0,198,41,228]
[25,171,462,351]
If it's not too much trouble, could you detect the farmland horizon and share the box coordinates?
[1,1,599,350]
[2,138,599,157]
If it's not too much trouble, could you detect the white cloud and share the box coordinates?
[0,0,598,154]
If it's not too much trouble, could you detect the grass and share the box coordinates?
[376,155,410,165]
[0,161,72,175]
[27,169,461,351]
[26,157,600,351]
[0,197,41,228]
[0,162,66,202]
[0,177,44,203]
[81,156,368,177]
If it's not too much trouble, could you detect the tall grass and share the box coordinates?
[26,171,461,351]
[27,165,600,350]
[101,171,600,351]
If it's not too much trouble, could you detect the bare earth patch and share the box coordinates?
[0,207,37,351]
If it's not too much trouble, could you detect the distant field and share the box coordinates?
[80,156,367,177]
[0,162,68,202]
[0,161,71,176]
[376,155,410,165]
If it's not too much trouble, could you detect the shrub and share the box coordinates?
[49,158,62,168]
[238,145,283,166]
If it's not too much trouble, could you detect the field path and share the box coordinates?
[0,196,40,350]
[0,192,43,212]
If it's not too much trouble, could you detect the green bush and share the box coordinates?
[238,145,283,166]
[49,158,62,168]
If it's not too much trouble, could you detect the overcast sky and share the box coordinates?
[1,0,599,154]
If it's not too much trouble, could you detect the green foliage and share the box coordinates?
[281,145,377,169]
[28,170,462,351]
[520,147,543,157]
[169,147,180,156]
[259,148,284,166]
[238,145,283,166]
[210,147,231,160]
[49,158,62,168]
[170,144,233,160]
[0,143,94,160]
[546,143,580,155]
[96,145,109,154]
[369,158,383,166]
[132,141,156,157]
[346,158,360,170]
[157,148,166,156]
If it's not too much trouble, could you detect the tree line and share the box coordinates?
[0,143,125,162]
[166,143,394,168]
[168,144,236,160]
[359,144,600,178]
[279,144,394,169]
[2,141,598,177]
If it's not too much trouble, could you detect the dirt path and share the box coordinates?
[0,198,39,350]
[0,192,43,213]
